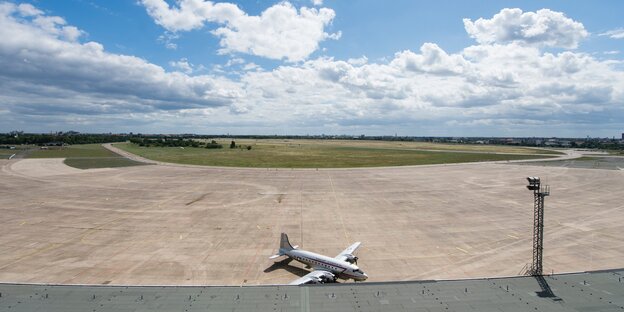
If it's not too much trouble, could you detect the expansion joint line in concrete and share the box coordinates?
[327,173,350,244]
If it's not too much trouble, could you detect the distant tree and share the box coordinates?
[230,140,236,148]
[205,140,223,149]
[246,145,252,150]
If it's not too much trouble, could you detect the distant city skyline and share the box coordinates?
[1,1,623,136]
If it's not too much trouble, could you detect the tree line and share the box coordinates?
[0,133,129,145]
[129,137,223,149]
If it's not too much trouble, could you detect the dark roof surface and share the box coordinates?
[1,269,623,311]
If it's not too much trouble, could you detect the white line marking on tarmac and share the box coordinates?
[455,247,469,254]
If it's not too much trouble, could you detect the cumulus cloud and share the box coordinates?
[230,34,623,134]
[2,2,84,42]
[463,8,588,48]
[169,58,194,74]
[0,3,241,117]
[390,43,468,75]
[242,62,260,71]
[140,0,339,62]
[599,28,624,39]
[347,56,368,66]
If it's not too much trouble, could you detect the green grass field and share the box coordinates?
[27,144,146,169]
[194,139,562,155]
[115,140,556,168]
[28,144,119,158]
[0,149,17,159]
[63,157,146,169]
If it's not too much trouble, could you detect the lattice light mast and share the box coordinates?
[526,177,550,276]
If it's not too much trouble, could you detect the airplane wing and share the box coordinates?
[288,270,336,285]
[334,242,361,263]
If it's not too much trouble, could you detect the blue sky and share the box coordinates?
[1,0,623,136]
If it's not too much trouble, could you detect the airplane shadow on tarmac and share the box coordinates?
[264,257,309,278]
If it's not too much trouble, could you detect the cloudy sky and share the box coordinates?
[1,1,623,137]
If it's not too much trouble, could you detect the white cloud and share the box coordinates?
[1,2,85,42]
[225,57,245,67]
[0,3,241,117]
[242,62,260,71]
[347,56,368,66]
[140,0,238,32]
[390,43,468,74]
[140,0,339,62]
[312,0,323,6]
[599,28,624,39]
[16,3,42,16]
[157,32,179,49]
[463,8,588,48]
[169,58,194,74]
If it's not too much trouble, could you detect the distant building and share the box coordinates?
[622,133,624,140]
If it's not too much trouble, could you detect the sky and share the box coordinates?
[1,0,623,137]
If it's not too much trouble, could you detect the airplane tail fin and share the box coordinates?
[280,233,294,251]
[269,233,295,259]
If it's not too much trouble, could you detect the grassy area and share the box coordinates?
[194,139,562,155]
[115,141,555,168]
[28,144,119,158]
[64,157,146,169]
[27,144,146,169]
[0,149,16,159]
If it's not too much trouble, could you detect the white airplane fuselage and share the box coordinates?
[285,249,368,281]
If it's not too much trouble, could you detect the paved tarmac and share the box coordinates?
[0,155,622,286]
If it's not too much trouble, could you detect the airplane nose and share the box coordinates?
[363,273,368,280]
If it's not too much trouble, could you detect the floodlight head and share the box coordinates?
[526,177,540,185]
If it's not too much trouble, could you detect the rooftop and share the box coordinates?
[1,269,623,311]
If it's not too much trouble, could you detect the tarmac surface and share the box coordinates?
[0,152,623,286]
[518,155,624,170]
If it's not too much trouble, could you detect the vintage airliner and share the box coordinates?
[269,233,368,285]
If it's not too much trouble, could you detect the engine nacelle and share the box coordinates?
[344,255,358,264]
[319,274,336,284]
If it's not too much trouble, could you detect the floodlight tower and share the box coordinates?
[526,177,550,276]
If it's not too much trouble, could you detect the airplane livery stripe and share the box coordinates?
[293,254,361,279]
